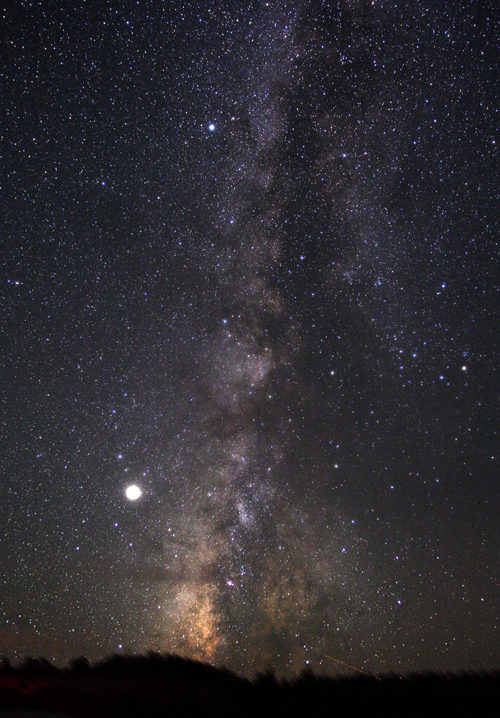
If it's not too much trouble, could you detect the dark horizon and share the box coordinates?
[1,649,499,681]
[1,0,498,678]
[1,652,499,718]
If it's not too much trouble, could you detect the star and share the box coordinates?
[125,485,142,501]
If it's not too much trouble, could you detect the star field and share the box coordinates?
[1,0,499,677]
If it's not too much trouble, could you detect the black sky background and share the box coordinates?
[1,0,499,676]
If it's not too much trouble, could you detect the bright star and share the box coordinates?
[125,484,142,501]
[208,123,216,131]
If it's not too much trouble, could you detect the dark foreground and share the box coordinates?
[0,653,498,718]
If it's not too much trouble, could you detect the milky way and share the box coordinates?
[142,4,381,672]
[1,1,499,676]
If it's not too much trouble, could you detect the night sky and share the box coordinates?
[1,0,499,677]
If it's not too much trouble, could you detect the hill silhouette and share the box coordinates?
[0,652,498,717]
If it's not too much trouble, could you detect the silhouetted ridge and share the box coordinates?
[0,653,499,717]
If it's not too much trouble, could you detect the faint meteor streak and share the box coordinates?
[324,655,381,680]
